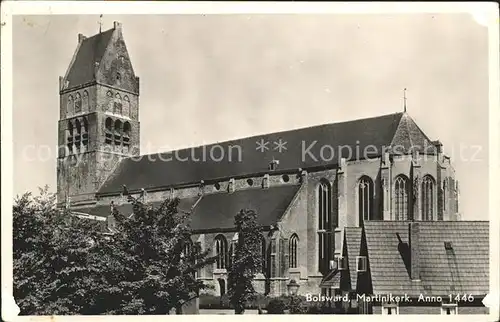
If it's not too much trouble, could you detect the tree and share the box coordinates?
[13,186,215,315]
[13,186,105,315]
[98,195,216,314]
[227,209,262,314]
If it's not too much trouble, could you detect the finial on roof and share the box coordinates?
[403,88,407,113]
[98,14,103,33]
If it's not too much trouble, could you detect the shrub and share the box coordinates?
[288,295,308,314]
[199,293,271,310]
[199,294,231,309]
[267,298,287,314]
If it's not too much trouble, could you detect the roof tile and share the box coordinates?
[98,112,434,194]
[89,185,299,232]
[363,221,489,296]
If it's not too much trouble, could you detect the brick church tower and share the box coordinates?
[56,22,140,208]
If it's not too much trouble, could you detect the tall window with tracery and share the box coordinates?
[214,235,228,269]
[261,237,267,275]
[106,91,113,111]
[289,234,298,268]
[394,175,410,220]
[421,175,435,221]
[82,91,89,111]
[67,121,74,154]
[114,120,122,146]
[124,95,130,117]
[182,239,195,278]
[74,119,81,151]
[67,95,74,115]
[182,239,193,259]
[123,122,131,151]
[318,180,332,275]
[104,117,113,144]
[82,118,89,147]
[75,92,82,113]
[358,176,374,223]
[114,93,122,114]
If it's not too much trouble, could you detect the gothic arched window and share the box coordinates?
[82,90,89,111]
[75,92,82,113]
[182,239,192,258]
[123,121,131,151]
[67,121,74,153]
[289,234,298,268]
[214,235,228,269]
[114,120,122,146]
[106,91,113,111]
[422,175,436,221]
[67,95,74,115]
[182,239,195,277]
[114,93,122,114]
[261,236,267,275]
[123,95,130,117]
[74,119,81,151]
[82,117,89,147]
[394,175,410,220]
[358,176,374,222]
[104,117,113,144]
[318,179,332,275]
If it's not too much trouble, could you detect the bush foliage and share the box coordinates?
[13,187,215,315]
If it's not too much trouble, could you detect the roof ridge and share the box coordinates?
[82,28,114,42]
[124,112,404,160]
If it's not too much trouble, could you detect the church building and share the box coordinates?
[56,23,487,310]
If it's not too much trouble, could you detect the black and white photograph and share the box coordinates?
[2,1,499,318]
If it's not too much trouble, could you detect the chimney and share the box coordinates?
[409,222,421,281]
[269,159,279,171]
[78,33,86,43]
[113,21,122,31]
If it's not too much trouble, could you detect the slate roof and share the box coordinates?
[320,269,341,288]
[98,112,437,195]
[363,221,489,297]
[190,185,300,231]
[88,185,300,232]
[64,28,114,89]
[344,227,362,290]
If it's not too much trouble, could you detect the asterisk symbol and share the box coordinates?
[274,139,287,153]
[256,139,269,152]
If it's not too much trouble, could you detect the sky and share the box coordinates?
[12,13,490,220]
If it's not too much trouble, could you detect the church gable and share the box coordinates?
[390,113,436,154]
[61,22,139,94]
[96,22,139,94]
